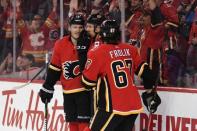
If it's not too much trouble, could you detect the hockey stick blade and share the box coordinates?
[11,81,31,90]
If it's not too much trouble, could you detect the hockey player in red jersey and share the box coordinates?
[85,13,106,116]
[85,13,106,49]
[82,20,161,131]
[39,14,91,131]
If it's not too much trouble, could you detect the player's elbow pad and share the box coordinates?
[135,63,156,89]
[43,64,61,90]
[81,75,96,90]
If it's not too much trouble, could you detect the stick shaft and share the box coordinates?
[45,101,48,131]
[11,66,46,90]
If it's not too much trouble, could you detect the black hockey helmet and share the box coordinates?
[69,14,85,25]
[87,13,106,26]
[100,19,120,43]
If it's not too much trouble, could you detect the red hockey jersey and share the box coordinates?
[140,24,165,61]
[160,3,179,50]
[82,43,144,115]
[160,2,179,25]
[50,36,86,94]
[17,11,58,65]
[128,10,143,41]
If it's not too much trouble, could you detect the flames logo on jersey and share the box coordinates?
[63,60,81,79]
[29,32,45,48]
[49,29,59,41]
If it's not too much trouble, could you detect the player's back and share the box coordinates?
[90,43,143,114]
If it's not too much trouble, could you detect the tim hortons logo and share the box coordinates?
[1,90,67,131]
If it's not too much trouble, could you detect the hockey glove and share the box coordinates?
[77,30,91,71]
[39,87,54,104]
[142,90,161,113]
[77,30,91,50]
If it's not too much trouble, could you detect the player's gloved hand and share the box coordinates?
[77,30,91,71]
[142,89,161,113]
[77,30,91,52]
[39,86,54,103]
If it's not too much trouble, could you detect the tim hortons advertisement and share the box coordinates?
[0,81,197,131]
[0,81,66,131]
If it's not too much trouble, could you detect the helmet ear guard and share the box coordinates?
[100,20,120,43]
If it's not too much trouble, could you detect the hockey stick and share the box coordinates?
[44,100,48,131]
[11,65,46,90]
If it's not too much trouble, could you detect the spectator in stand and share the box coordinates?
[171,0,181,9]
[0,5,6,63]
[19,54,35,70]
[158,0,181,86]
[108,0,131,26]
[187,9,197,74]
[90,0,105,15]
[178,0,197,39]
[159,0,179,51]
[135,0,166,86]
[0,53,13,75]
[0,53,24,75]
[20,0,52,21]
[68,0,79,17]
[16,0,59,67]
[17,54,45,80]
[0,53,44,80]
[127,0,144,46]
[0,2,22,64]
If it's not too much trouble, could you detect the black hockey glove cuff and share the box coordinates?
[142,90,161,113]
[39,85,54,104]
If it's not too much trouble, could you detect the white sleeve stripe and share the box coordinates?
[41,87,54,94]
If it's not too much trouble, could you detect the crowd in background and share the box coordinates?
[0,0,196,88]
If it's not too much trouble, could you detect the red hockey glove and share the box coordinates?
[142,90,161,113]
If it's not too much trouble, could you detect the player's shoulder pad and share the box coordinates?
[55,36,70,46]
